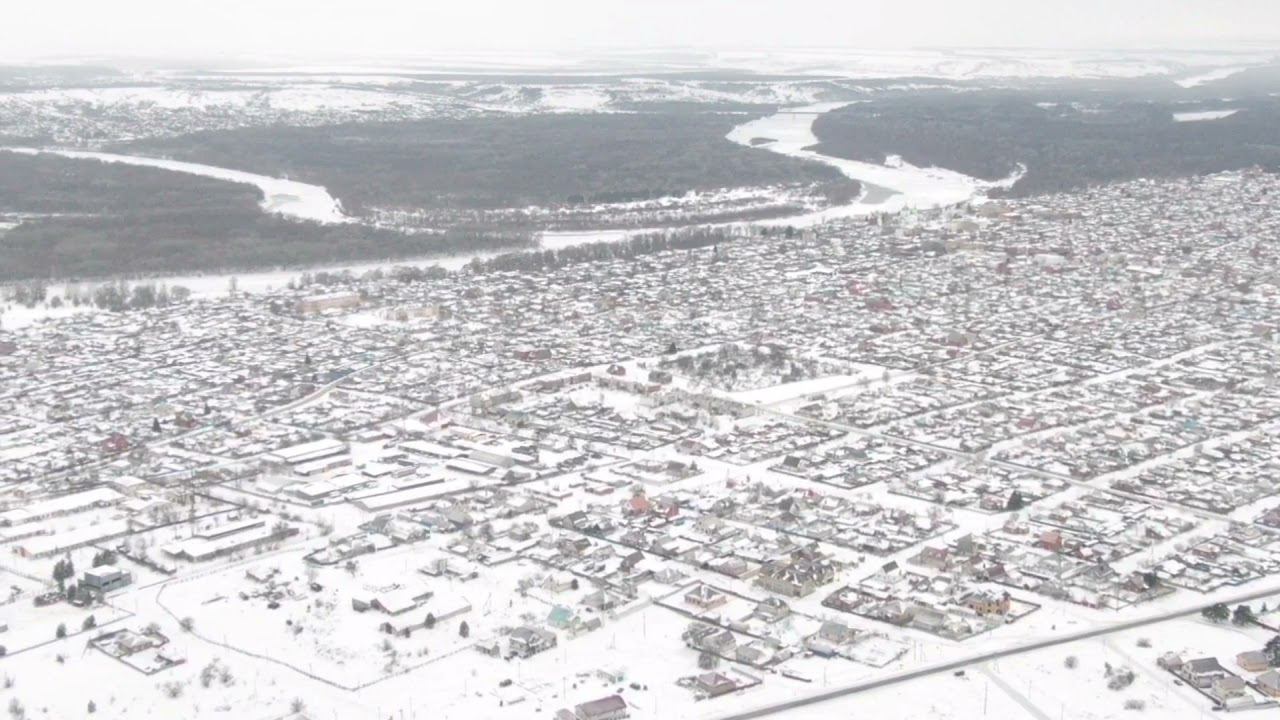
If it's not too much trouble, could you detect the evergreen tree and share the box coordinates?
[1265,635,1280,667]
[698,651,719,670]
[52,557,75,591]
[1005,490,1026,511]
[1234,604,1257,626]
[1202,603,1230,623]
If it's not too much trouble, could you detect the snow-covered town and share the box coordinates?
[0,159,1279,719]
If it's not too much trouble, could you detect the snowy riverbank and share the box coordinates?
[3,102,1024,331]
[1,147,351,224]
[726,101,1023,222]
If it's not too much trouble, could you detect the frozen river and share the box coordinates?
[726,101,1023,222]
[1,147,350,224]
[2,103,1023,330]
[6,100,1018,238]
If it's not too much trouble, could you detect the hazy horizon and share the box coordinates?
[4,0,1280,65]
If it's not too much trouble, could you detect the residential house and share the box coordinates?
[960,590,1011,617]
[708,556,752,579]
[541,573,577,594]
[683,623,736,654]
[1237,650,1269,673]
[1256,670,1280,698]
[684,585,728,610]
[735,641,775,667]
[694,672,740,698]
[753,597,791,623]
[756,556,836,598]
[1212,676,1252,709]
[351,587,432,616]
[805,620,857,657]
[547,606,603,638]
[507,626,557,659]
[913,546,951,571]
[581,589,628,613]
[1184,657,1229,688]
[574,694,628,720]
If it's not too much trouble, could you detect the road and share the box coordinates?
[715,582,1280,720]
[978,664,1052,720]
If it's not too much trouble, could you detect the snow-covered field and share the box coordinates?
[4,47,1274,147]
[189,47,1279,82]
[0,300,99,331]
[713,47,1277,82]
[0,83,420,113]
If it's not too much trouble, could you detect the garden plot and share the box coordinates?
[890,462,1067,512]
[1111,426,1280,514]
[797,375,1004,429]
[90,627,185,674]
[156,543,557,687]
[932,353,1094,392]
[170,420,319,460]
[679,417,843,465]
[274,390,415,438]
[772,436,944,492]
[339,356,494,405]
[0,598,129,654]
[722,482,957,557]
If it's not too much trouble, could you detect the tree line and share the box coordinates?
[461,226,744,276]
[811,90,1280,198]
[121,111,843,214]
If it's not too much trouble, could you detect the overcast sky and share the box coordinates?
[4,0,1279,62]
